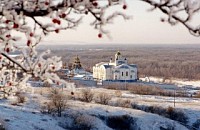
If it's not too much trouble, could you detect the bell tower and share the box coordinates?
[72,55,82,69]
[115,51,121,60]
[115,51,127,66]
[115,51,122,65]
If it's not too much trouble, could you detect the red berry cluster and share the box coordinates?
[57,81,59,85]
[52,19,61,25]
[59,13,66,18]
[5,20,11,24]
[45,1,49,6]
[123,4,127,10]
[13,23,19,28]
[38,63,42,68]
[6,34,11,38]
[27,40,31,46]
[7,82,12,86]
[98,33,102,38]
[4,48,10,53]
[90,0,98,6]
[55,29,59,33]
[30,32,34,37]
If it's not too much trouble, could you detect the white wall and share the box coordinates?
[93,63,137,81]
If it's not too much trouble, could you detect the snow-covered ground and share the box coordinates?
[0,87,199,130]
[122,92,200,125]
[140,77,200,88]
[91,88,200,128]
[0,97,65,130]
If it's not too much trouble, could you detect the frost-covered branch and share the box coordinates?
[0,0,129,96]
[140,0,200,36]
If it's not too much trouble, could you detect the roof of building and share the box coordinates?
[115,64,130,69]
[130,64,137,68]
[115,64,137,69]
[103,64,114,69]
[94,52,138,69]
[95,62,107,67]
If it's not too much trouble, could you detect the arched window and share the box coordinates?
[115,75,117,80]
[126,71,128,76]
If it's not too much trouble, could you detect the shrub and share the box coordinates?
[166,107,175,118]
[166,106,188,124]
[49,88,67,117]
[39,90,43,95]
[15,92,26,104]
[130,103,188,125]
[41,88,67,117]
[115,90,122,97]
[160,125,175,130]
[145,105,166,116]
[192,119,200,130]
[194,92,200,98]
[105,84,124,90]
[116,99,131,108]
[95,92,111,105]
[80,88,94,102]
[131,102,139,109]
[73,115,96,130]
[106,115,135,130]
[127,84,174,96]
[0,118,5,130]
[40,102,55,114]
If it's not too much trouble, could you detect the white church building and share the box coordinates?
[93,51,138,82]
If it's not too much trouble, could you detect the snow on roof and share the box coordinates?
[115,64,131,69]
[95,62,107,67]
[130,64,137,68]
[74,74,85,78]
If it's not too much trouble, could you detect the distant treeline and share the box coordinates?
[40,45,200,80]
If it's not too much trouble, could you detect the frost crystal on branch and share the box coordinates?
[142,0,200,36]
[0,0,128,96]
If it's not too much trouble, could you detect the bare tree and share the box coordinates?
[48,88,67,117]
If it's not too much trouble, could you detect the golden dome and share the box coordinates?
[116,51,121,55]
[74,55,80,63]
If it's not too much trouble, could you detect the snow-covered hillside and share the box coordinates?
[0,87,199,130]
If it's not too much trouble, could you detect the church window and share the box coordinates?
[126,71,128,76]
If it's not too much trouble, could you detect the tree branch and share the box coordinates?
[0,52,27,73]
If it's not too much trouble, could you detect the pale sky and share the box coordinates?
[42,0,200,44]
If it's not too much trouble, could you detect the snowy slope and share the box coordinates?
[69,101,189,130]
[0,101,65,130]
[0,87,199,130]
